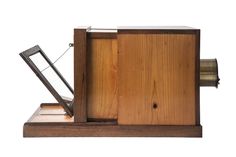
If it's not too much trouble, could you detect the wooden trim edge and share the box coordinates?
[195,30,201,125]
[118,29,200,34]
[87,32,117,39]
[74,28,89,122]
[23,123,202,137]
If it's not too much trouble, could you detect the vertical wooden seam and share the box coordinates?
[195,30,200,125]
[74,28,88,122]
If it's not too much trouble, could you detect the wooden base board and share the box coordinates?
[23,104,202,137]
[24,123,202,137]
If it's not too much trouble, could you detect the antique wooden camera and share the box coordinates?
[21,26,219,137]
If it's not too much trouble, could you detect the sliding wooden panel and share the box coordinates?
[118,33,197,125]
[87,38,118,119]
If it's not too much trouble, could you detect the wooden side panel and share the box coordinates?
[87,39,118,119]
[118,34,196,125]
[74,28,88,122]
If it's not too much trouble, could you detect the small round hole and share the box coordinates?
[153,103,158,109]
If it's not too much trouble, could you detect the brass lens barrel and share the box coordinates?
[200,59,220,87]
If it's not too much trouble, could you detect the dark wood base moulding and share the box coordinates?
[24,123,202,137]
[23,104,202,137]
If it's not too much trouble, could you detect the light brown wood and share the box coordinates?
[118,34,197,125]
[28,105,73,123]
[87,39,118,119]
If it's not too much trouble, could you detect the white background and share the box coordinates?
[0,0,235,156]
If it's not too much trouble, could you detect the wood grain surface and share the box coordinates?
[87,39,118,119]
[28,104,73,123]
[24,104,201,137]
[24,123,202,137]
[74,28,89,122]
[118,33,197,125]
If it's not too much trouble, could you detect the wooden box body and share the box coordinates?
[23,26,201,137]
[74,26,200,125]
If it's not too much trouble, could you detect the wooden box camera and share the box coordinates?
[22,26,219,137]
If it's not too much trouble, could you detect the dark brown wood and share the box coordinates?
[40,103,61,107]
[118,26,199,34]
[118,26,196,29]
[195,30,200,125]
[24,123,202,137]
[88,32,117,39]
[74,27,90,122]
[118,30,199,34]
[87,118,117,123]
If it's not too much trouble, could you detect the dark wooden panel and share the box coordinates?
[88,32,117,39]
[118,26,199,34]
[74,27,90,122]
[118,26,197,29]
[195,30,200,125]
[24,123,202,137]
